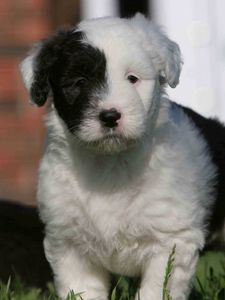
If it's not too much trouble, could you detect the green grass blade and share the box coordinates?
[162,244,176,300]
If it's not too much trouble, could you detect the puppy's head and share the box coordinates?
[21,14,182,153]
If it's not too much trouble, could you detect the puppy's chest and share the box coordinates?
[75,190,154,275]
[79,192,139,243]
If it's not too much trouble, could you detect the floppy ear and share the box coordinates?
[130,13,183,88]
[20,30,72,106]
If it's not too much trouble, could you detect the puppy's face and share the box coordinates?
[21,15,182,153]
[50,28,156,153]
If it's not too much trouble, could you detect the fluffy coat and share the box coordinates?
[20,14,224,300]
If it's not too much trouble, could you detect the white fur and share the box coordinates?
[20,44,41,105]
[21,15,216,300]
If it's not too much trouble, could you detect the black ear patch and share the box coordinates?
[30,29,83,106]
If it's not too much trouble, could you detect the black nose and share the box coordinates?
[99,108,121,128]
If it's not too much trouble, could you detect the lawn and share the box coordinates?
[0,251,224,300]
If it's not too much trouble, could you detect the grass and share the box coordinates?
[163,245,176,300]
[193,252,225,300]
[0,251,224,300]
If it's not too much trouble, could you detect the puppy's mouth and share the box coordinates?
[72,114,144,153]
[80,132,139,154]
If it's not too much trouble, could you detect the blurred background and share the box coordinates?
[1,0,225,206]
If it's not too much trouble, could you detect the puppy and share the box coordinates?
[20,14,225,300]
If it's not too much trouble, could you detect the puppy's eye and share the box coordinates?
[62,77,87,105]
[127,74,139,84]
[63,77,87,89]
[75,77,87,87]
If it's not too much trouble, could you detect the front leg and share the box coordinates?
[138,242,199,300]
[44,237,110,300]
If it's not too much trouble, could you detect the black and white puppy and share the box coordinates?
[20,14,225,300]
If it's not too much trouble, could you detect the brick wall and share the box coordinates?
[0,0,80,205]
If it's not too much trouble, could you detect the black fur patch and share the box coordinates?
[31,29,107,132]
[176,103,225,249]
[30,29,74,106]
